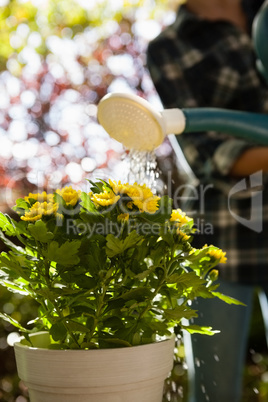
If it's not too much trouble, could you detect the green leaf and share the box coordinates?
[181,324,220,336]
[88,179,111,194]
[212,292,246,306]
[102,316,124,329]
[35,287,57,300]
[53,192,66,210]
[0,230,25,253]
[28,220,54,243]
[83,247,107,273]
[80,192,99,213]
[0,253,30,281]
[66,320,91,333]
[161,231,175,247]
[121,287,152,302]
[169,271,206,288]
[142,319,169,333]
[0,279,29,295]
[163,305,198,321]
[0,312,28,332]
[149,242,167,266]
[75,276,97,290]
[50,322,67,341]
[106,231,142,258]
[72,305,95,316]
[123,230,142,247]
[105,298,126,312]
[187,286,217,300]
[44,240,81,265]
[0,213,17,236]
[135,268,154,280]
[13,198,30,214]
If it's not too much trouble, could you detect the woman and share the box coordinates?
[147,1,268,401]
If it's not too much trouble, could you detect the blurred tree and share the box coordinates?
[0,0,179,212]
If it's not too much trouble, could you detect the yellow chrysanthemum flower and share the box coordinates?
[91,189,120,207]
[109,180,160,214]
[24,191,54,204]
[170,209,192,226]
[127,202,133,209]
[56,186,81,206]
[207,248,227,264]
[209,269,219,281]
[117,213,129,222]
[177,229,190,242]
[140,197,160,214]
[109,180,126,194]
[21,202,58,222]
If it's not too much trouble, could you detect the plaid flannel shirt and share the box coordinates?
[147,5,268,284]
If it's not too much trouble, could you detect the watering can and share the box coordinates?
[97,1,268,152]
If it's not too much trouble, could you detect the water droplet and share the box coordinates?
[195,357,201,367]
[214,354,220,362]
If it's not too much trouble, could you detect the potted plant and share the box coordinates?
[0,179,241,402]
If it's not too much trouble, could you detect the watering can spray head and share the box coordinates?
[97,92,186,151]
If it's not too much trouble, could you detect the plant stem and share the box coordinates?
[38,250,80,348]
[87,285,107,345]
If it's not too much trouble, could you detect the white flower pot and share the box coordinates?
[14,332,175,402]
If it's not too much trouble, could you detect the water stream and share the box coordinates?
[126,149,161,194]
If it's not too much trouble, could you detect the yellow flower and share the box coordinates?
[207,248,227,264]
[140,197,160,214]
[127,202,133,209]
[91,189,120,207]
[56,186,81,206]
[209,269,219,281]
[117,213,129,222]
[109,180,160,214]
[177,229,190,242]
[109,180,125,194]
[170,209,192,226]
[21,201,58,222]
[24,191,54,204]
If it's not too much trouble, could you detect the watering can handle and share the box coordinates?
[180,108,268,145]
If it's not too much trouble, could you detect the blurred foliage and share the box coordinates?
[0,0,180,68]
[0,0,179,212]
